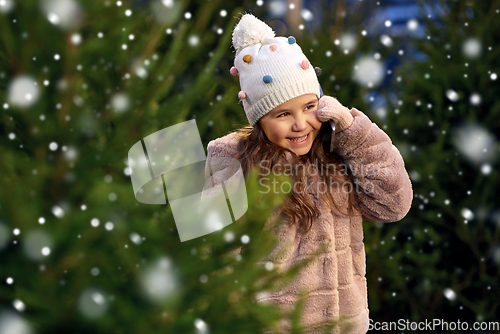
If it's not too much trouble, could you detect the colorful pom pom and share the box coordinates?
[288,36,296,44]
[263,75,273,84]
[230,66,239,76]
[238,91,246,100]
[243,54,252,63]
[301,60,310,70]
[269,44,278,52]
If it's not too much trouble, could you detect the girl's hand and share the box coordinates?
[317,95,354,132]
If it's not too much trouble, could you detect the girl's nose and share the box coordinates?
[292,113,307,132]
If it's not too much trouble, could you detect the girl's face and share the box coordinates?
[259,94,322,156]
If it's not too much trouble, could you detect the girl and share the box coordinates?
[204,14,413,333]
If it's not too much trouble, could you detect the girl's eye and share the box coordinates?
[277,112,289,118]
[305,104,316,111]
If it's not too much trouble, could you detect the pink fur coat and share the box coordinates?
[203,107,413,333]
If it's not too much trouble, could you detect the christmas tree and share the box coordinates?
[363,0,500,330]
[1,0,499,333]
[0,1,308,332]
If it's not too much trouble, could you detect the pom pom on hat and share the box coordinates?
[230,66,239,76]
[232,14,275,55]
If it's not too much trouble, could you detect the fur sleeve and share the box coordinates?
[333,108,413,222]
[203,132,240,190]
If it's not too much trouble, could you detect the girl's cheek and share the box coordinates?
[310,112,322,127]
[312,109,321,123]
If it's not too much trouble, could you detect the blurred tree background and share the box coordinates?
[0,0,499,333]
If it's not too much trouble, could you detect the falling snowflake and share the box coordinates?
[462,38,482,58]
[452,124,496,164]
[339,33,357,51]
[380,35,393,47]
[8,75,40,108]
[111,93,130,112]
[446,89,459,102]
[42,0,83,30]
[407,19,418,31]
[443,288,457,301]
[0,311,34,334]
[353,56,384,88]
[22,230,53,261]
[78,288,108,319]
[140,257,179,303]
[194,318,209,334]
[0,0,14,13]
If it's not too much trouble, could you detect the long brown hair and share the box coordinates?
[231,121,359,234]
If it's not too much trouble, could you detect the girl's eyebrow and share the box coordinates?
[272,99,318,114]
[303,99,319,106]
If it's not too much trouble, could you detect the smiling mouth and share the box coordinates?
[287,133,310,144]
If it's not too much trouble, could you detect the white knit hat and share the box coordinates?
[230,14,321,126]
